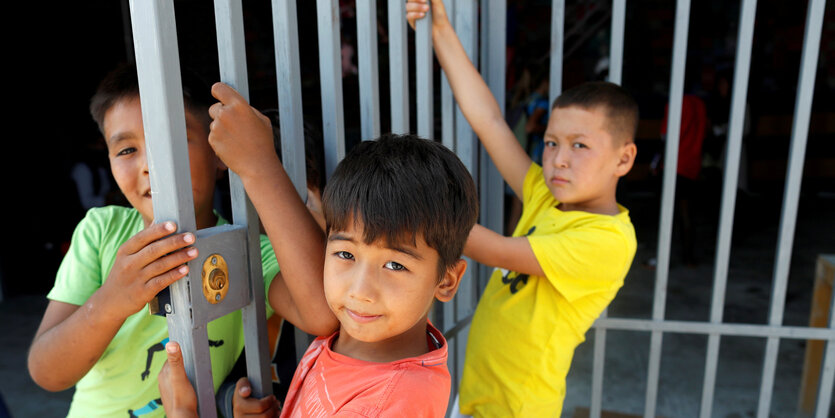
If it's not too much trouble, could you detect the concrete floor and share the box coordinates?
[2,186,833,418]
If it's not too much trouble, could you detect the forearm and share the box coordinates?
[431,20,530,196]
[240,161,337,335]
[28,296,126,391]
[463,224,545,277]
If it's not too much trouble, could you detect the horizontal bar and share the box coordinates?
[594,318,835,340]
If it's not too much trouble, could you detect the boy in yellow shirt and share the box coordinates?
[408,2,639,416]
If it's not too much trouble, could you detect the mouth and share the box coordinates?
[345,308,381,323]
[551,177,569,185]
[143,190,152,199]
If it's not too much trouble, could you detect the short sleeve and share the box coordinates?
[48,210,106,306]
[259,234,280,318]
[527,221,633,302]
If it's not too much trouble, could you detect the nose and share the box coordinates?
[550,144,569,168]
[140,151,150,175]
[347,262,377,303]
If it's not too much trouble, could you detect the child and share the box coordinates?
[160,82,479,417]
[407,2,639,416]
[27,63,335,417]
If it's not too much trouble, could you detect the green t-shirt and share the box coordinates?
[47,206,280,418]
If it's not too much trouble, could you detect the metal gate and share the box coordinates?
[130,0,834,417]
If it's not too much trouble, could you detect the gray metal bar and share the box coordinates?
[388,0,409,134]
[549,0,564,108]
[316,0,346,178]
[271,0,307,200]
[757,0,826,416]
[591,3,626,413]
[454,1,478,337]
[440,0,456,151]
[129,0,215,415]
[645,1,690,416]
[592,318,835,340]
[271,0,314,369]
[356,0,381,140]
[813,293,835,418]
[699,1,757,416]
[590,309,607,418]
[484,0,506,247]
[608,0,626,84]
[415,4,433,139]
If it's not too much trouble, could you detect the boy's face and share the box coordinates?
[541,106,635,213]
[323,220,462,344]
[103,97,224,227]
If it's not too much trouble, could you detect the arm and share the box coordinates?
[158,342,199,418]
[463,224,545,277]
[407,0,532,197]
[208,83,337,336]
[28,222,197,391]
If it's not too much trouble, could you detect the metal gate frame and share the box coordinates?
[131,0,834,417]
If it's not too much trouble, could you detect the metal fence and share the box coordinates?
[129,0,834,417]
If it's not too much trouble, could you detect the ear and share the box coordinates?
[435,259,467,302]
[614,142,637,177]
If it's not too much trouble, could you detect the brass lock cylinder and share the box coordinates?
[202,254,229,304]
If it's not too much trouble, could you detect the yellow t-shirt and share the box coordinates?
[459,164,636,417]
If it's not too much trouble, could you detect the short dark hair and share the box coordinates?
[322,134,478,279]
[552,81,639,144]
[89,62,214,135]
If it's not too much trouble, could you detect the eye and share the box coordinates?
[572,142,587,149]
[116,147,136,156]
[335,251,354,261]
[544,140,557,148]
[384,261,406,271]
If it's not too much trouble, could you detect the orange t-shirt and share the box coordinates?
[280,323,450,417]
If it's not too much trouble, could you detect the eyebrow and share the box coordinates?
[545,132,585,141]
[328,233,424,260]
[107,131,135,146]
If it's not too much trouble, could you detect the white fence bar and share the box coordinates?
[607,0,626,85]
[214,0,274,399]
[699,1,757,417]
[549,0,565,106]
[644,1,690,417]
[316,0,346,177]
[357,0,381,140]
[757,0,826,416]
[440,0,456,151]
[129,0,214,414]
[591,2,627,415]
[272,0,307,199]
[594,318,835,340]
[388,0,409,134]
[415,3,433,139]
[813,293,835,418]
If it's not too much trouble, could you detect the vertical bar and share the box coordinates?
[271,0,313,365]
[607,0,626,85]
[316,0,346,177]
[215,0,273,399]
[388,0,409,134]
[813,294,835,418]
[645,1,690,417]
[356,0,381,140]
[129,0,214,415]
[271,0,307,199]
[415,3,434,139]
[757,0,826,416]
[549,0,565,108]
[440,0,456,151]
[591,2,626,414]
[699,1,757,417]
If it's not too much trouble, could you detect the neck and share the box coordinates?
[332,317,431,363]
[559,196,620,216]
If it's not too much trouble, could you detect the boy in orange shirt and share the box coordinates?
[159,83,479,417]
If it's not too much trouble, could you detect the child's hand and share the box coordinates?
[208,82,279,179]
[100,222,197,319]
[158,342,199,418]
[233,377,280,418]
[406,0,447,30]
